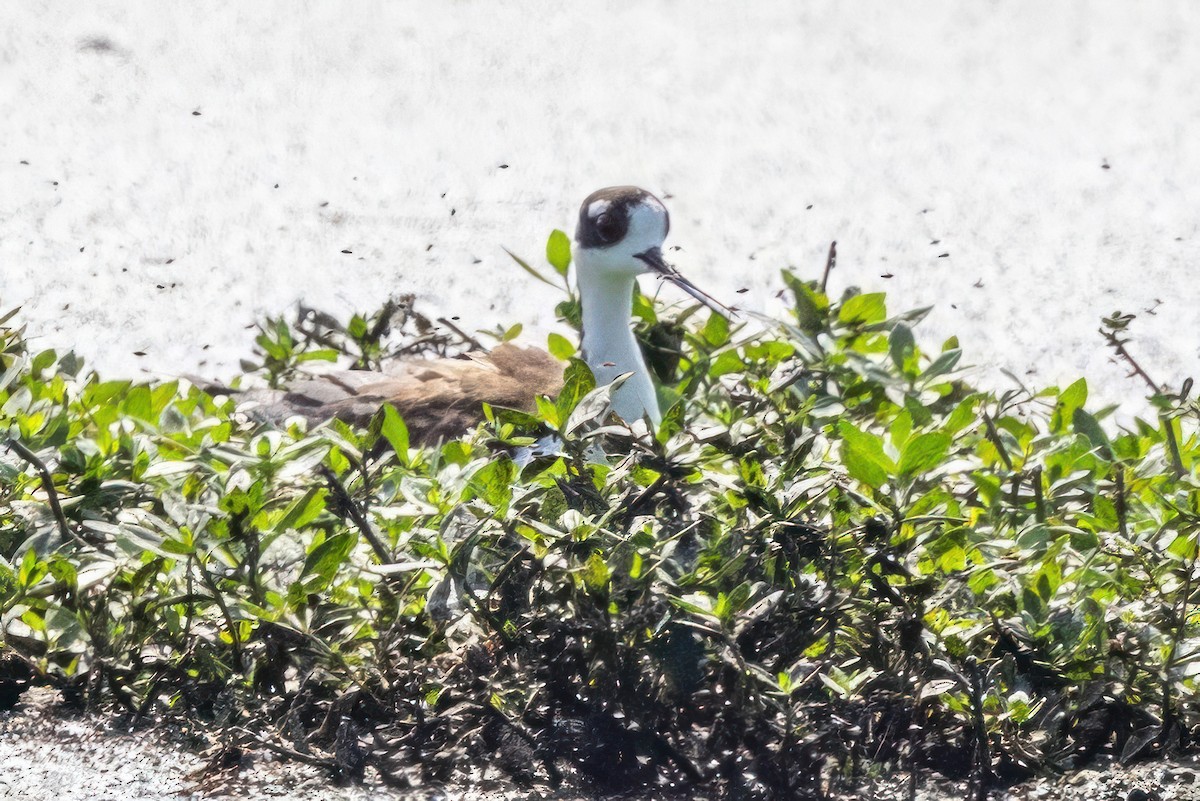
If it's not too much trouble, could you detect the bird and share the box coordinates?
[574,186,731,424]
[231,186,729,443]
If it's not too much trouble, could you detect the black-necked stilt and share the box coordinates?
[574,186,731,425]
[237,186,729,441]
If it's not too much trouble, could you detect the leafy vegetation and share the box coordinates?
[1,235,1198,799]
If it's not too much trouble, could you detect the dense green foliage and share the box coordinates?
[1,237,1197,797]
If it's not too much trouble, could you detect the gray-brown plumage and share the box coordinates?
[222,185,727,445]
[237,344,563,444]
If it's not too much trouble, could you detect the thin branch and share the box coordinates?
[231,726,337,769]
[436,316,485,352]
[483,540,534,607]
[1162,417,1186,479]
[981,412,1015,472]
[4,438,88,548]
[318,465,393,563]
[1100,324,1184,477]
[196,560,245,668]
[966,656,993,800]
[819,241,837,293]
[1114,467,1129,538]
[1031,467,1046,523]
[1162,541,1196,738]
[1100,327,1160,395]
[365,298,397,344]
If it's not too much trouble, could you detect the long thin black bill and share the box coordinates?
[634,247,736,319]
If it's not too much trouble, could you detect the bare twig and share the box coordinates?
[228,510,264,605]
[1162,417,1186,479]
[1114,467,1128,538]
[389,332,448,358]
[1162,538,1196,742]
[231,726,337,769]
[1100,325,1184,476]
[4,437,88,547]
[966,656,993,801]
[196,560,245,668]
[318,465,393,563]
[819,241,837,293]
[477,702,565,785]
[1031,467,1045,523]
[483,540,535,607]
[1099,321,1185,479]
[436,316,486,352]
[365,298,397,344]
[1100,326,1160,395]
[132,669,169,726]
[980,412,1015,472]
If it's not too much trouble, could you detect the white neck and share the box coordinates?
[576,263,660,426]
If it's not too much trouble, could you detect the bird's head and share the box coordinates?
[574,186,732,316]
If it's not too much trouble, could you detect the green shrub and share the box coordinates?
[1,238,1197,798]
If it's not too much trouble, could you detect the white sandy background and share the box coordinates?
[1,1,1198,413]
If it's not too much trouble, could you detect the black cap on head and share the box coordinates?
[575,186,669,248]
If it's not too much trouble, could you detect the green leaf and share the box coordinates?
[301,532,356,588]
[923,349,962,379]
[536,394,560,427]
[556,359,596,422]
[504,247,558,288]
[1061,377,1088,412]
[890,411,913,450]
[1167,533,1198,561]
[709,350,745,378]
[546,332,576,360]
[926,528,968,574]
[744,340,795,363]
[1021,586,1046,619]
[968,568,999,594]
[83,380,132,407]
[702,312,730,347]
[296,348,339,363]
[30,349,56,375]
[889,323,916,370]
[582,551,610,595]
[1052,378,1088,433]
[1035,562,1062,598]
[21,609,45,633]
[380,404,410,461]
[273,487,328,533]
[899,432,951,476]
[47,558,77,588]
[838,293,887,325]
[556,297,582,330]
[782,272,829,334]
[944,396,978,435]
[18,548,45,587]
[468,458,517,513]
[838,421,896,489]
[1070,528,1100,551]
[1072,408,1113,460]
[121,385,155,422]
[150,381,179,414]
[1091,494,1118,531]
[938,544,966,572]
[546,229,572,276]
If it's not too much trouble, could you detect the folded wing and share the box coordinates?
[234,344,564,443]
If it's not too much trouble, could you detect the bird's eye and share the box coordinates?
[594,212,621,243]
